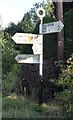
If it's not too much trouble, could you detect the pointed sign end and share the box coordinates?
[59,20,64,32]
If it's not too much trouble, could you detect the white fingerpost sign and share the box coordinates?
[40,20,64,34]
[32,35,42,44]
[32,35,42,55]
[32,43,42,55]
[15,54,40,63]
[12,33,39,44]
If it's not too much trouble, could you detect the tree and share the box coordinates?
[21,12,34,32]
[2,30,20,87]
[3,64,21,96]
[64,9,73,59]
[2,31,21,97]
[29,0,54,26]
[4,22,24,36]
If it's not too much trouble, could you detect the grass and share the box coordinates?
[2,94,43,118]
[2,93,68,119]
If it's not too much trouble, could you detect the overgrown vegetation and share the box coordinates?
[56,53,73,117]
[1,1,73,119]
[2,94,67,118]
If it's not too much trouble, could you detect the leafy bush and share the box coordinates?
[2,64,21,97]
[64,9,73,59]
[56,53,73,117]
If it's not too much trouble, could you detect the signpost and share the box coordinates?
[40,20,64,34]
[15,54,40,63]
[12,7,64,106]
[36,7,45,105]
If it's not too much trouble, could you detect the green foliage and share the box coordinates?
[56,53,73,117]
[1,3,73,119]
[3,1,55,59]
[64,9,73,59]
[2,97,42,118]
[21,12,34,32]
[43,0,55,18]
[3,96,24,110]
[34,9,73,60]
[4,22,24,36]
[2,96,25,118]
[2,96,64,118]
[2,30,21,96]
[66,53,73,76]
[4,12,34,35]
[2,31,19,75]
[3,64,21,96]
[58,53,73,88]
[29,1,55,26]
[54,60,65,70]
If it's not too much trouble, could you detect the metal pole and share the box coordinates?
[39,18,43,76]
[39,18,44,105]
[36,7,45,105]
[56,0,64,61]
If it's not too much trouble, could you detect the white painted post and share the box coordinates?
[39,18,43,77]
[36,7,45,77]
[36,7,45,105]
